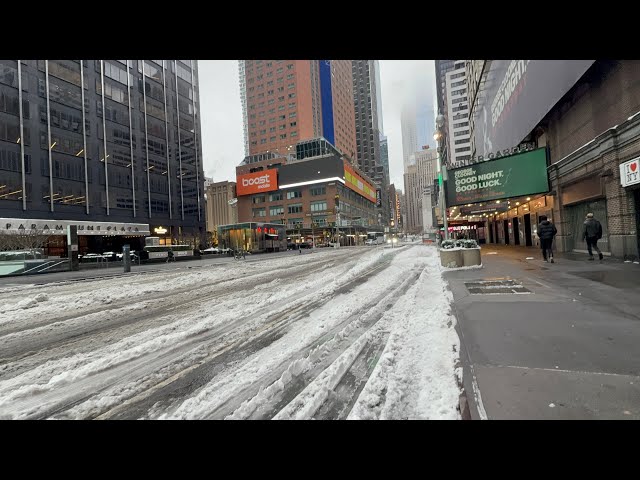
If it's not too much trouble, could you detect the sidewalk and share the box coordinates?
[444,244,640,420]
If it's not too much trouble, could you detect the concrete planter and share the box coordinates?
[440,249,463,268]
[462,248,481,266]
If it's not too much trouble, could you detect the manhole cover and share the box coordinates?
[464,279,531,295]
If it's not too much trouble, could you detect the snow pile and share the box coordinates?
[348,246,461,420]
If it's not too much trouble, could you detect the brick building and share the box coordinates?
[461,60,640,259]
[542,60,640,259]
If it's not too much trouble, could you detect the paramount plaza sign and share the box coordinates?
[1,218,151,236]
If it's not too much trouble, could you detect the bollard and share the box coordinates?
[123,244,131,273]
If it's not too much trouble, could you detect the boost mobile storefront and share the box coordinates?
[445,147,552,247]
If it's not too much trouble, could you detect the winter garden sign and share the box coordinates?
[445,147,550,206]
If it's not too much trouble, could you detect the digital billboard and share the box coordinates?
[472,60,595,157]
[445,148,549,206]
[236,169,278,196]
[344,161,376,203]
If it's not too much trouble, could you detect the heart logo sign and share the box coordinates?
[631,162,638,172]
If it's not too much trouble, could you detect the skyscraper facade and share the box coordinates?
[0,59,205,253]
[241,60,356,160]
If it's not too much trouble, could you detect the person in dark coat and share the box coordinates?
[537,215,557,263]
[582,213,603,261]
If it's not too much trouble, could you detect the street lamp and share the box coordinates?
[228,197,239,251]
[434,113,448,241]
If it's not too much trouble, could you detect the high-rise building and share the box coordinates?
[205,180,237,235]
[445,61,471,166]
[401,98,434,170]
[435,60,457,165]
[352,60,389,224]
[403,148,438,234]
[379,135,389,185]
[240,60,356,161]
[238,60,249,157]
[0,59,205,255]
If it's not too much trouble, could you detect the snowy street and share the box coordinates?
[0,245,460,420]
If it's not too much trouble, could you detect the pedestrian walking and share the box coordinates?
[537,215,557,263]
[583,212,604,261]
[166,248,174,263]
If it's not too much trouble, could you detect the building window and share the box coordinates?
[269,192,283,201]
[280,134,286,139]
[454,129,470,136]
[310,201,327,212]
[290,121,297,127]
[252,195,266,204]
[288,203,303,214]
[287,190,302,199]
[289,217,303,226]
[310,186,326,196]
[270,136,276,141]
[270,206,284,216]
[291,131,298,137]
[253,207,266,217]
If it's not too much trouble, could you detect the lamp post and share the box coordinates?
[228,197,238,252]
[434,113,448,241]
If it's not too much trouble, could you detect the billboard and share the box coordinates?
[236,169,278,196]
[472,60,595,157]
[344,161,376,203]
[445,148,549,206]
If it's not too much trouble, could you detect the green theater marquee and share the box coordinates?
[445,148,549,206]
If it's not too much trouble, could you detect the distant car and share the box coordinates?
[202,247,219,254]
[102,251,117,260]
[81,253,102,262]
[287,242,299,250]
[218,247,231,254]
[299,242,312,249]
[365,239,374,246]
[116,252,139,261]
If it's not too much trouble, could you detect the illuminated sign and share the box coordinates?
[343,161,376,203]
[446,148,549,206]
[236,169,278,196]
[154,226,168,234]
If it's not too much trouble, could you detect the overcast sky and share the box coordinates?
[198,60,436,191]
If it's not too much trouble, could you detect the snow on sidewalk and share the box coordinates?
[348,245,461,420]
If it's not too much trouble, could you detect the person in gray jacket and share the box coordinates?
[537,215,557,263]
[583,213,603,261]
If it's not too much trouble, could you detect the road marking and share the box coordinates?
[526,277,551,288]
[497,364,640,379]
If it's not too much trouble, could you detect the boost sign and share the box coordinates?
[620,157,640,188]
[236,169,278,196]
[445,148,549,206]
